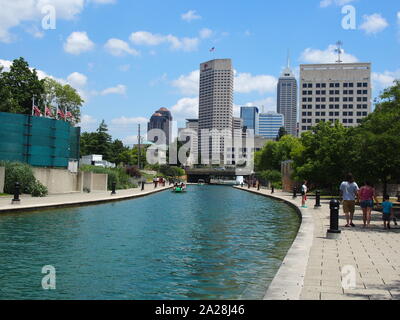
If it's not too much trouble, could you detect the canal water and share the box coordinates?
[0,186,300,300]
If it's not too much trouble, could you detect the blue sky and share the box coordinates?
[0,0,399,145]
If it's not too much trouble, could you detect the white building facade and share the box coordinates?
[299,62,372,135]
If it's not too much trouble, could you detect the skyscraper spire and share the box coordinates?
[287,49,290,69]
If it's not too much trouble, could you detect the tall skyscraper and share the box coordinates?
[240,106,259,135]
[198,59,234,163]
[277,57,297,136]
[299,62,372,135]
[147,107,173,145]
[258,112,284,140]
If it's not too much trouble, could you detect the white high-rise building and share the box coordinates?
[198,59,234,164]
[299,62,372,135]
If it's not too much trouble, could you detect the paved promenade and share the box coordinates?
[0,184,171,214]
[236,187,400,300]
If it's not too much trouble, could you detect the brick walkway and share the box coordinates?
[236,187,400,300]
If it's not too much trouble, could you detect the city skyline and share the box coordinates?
[0,0,399,145]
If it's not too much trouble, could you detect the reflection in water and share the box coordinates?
[0,186,300,300]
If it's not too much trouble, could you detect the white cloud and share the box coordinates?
[111,116,148,126]
[235,72,277,94]
[170,97,199,121]
[319,0,356,8]
[67,72,87,88]
[245,97,276,113]
[104,38,139,56]
[181,10,201,22]
[0,0,112,42]
[78,114,98,132]
[64,31,95,55]
[372,69,400,91]
[300,44,359,64]
[130,31,199,52]
[171,70,199,95]
[199,28,213,39]
[100,84,126,95]
[359,13,389,35]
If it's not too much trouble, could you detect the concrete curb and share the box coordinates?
[234,187,314,300]
[0,187,173,214]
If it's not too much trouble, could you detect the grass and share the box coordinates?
[0,193,9,197]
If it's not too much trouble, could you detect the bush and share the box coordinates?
[30,180,48,197]
[0,161,36,194]
[0,161,49,197]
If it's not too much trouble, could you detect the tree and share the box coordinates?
[0,57,45,114]
[276,127,288,141]
[43,78,84,124]
[80,121,112,159]
[255,135,302,172]
[349,80,400,195]
[109,139,129,165]
[292,121,352,193]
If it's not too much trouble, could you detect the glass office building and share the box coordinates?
[258,112,284,140]
[240,106,259,135]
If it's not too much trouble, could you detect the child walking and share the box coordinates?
[381,195,394,230]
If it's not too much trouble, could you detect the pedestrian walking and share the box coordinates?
[381,195,395,230]
[340,173,359,228]
[358,181,380,228]
[301,180,308,208]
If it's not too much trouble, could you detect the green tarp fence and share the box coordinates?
[0,112,80,168]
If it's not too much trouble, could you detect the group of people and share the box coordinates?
[153,177,166,188]
[301,173,398,230]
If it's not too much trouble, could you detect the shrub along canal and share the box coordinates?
[0,185,300,300]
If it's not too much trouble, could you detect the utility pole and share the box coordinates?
[138,124,141,169]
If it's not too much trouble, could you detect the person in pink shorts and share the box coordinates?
[358,181,380,228]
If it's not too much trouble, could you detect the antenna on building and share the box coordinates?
[335,41,343,63]
[287,49,290,69]
[262,105,265,113]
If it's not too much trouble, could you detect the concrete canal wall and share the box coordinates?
[33,168,108,194]
[0,167,4,194]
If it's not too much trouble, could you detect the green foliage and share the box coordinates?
[0,161,47,196]
[292,121,351,191]
[348,80,400,192]
[0,58,83,121]
[158,165,185,178]
[276,127,288,141]
[259,170,282,183]
[290,80,400,194]
[80,165,137,190]
[255,135,302,172]
[0,57,45,114]
[80,121,135,166]
[0,161,36,194]
[43,78,83,124]
[30,181,48,197]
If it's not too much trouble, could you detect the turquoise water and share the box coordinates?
[0,186,300,300]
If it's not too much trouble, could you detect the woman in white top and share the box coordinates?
[301,180,308,208]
